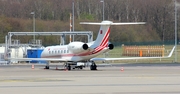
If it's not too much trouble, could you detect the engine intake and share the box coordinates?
[108,44,114,50]
[82,44,88,50]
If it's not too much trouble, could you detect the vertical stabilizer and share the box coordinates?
[80,21,113,47]
[94,21,112,47]
[80,21,145,47]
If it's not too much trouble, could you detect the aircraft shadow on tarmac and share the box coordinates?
[40,67,101,71]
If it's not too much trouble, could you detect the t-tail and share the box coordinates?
[80,21,146,48]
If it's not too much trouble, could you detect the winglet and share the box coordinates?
[167,46,176,57]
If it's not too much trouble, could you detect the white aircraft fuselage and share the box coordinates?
[41,42,110,62]
[41,21,113,62]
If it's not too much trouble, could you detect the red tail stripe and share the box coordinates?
[93,47,104,53]
[94,46,103,51]
[100,29,109,46]
[100,28,110,46]
[101,34,109,47]
[93,48,103,54]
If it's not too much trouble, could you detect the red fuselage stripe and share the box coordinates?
[42,27,111,58]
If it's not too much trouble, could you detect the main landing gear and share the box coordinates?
[64,63,84,71]
[64,61,97,71]
[44,61,97,71]
[90,61,97,70]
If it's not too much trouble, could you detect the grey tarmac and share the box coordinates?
[0,63,180,94]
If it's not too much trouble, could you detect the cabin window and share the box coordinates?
[61,50,63,53]
[67,50,69,53]
[64,50,66,53]
[58,50,60,53]
[49,51,51,54]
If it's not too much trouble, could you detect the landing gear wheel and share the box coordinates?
[90,62,97,70]
[45,66,49,69]
[79,66,83,69]
[67,64,71,70]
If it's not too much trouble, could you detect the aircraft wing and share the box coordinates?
[90,46,175,61]
[9,58,68,62]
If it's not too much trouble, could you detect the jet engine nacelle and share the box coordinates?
[68,42,89,54]
[108,43,114,50]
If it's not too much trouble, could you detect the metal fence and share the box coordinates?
[122,45,164,57]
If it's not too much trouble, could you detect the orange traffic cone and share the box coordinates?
[121,67,124,71]
[32,64,34,69]
[56,65,58,70]
[64,68,68,71]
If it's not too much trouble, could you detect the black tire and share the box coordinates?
[67,65,71,70]
[45,66,49,69]
[90,64,97,70]
[90,65,93,70]
[79,66,83,69]
[94,65,97,70]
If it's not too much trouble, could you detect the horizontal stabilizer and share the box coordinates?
[80,21,146,26]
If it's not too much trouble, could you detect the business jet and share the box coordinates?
[9,21,175,70]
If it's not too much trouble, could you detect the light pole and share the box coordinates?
[31,12,35,42]
[174,0,177,62]
[100,0,104,21]
[72,0,74,41]
[70,13,72,43]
